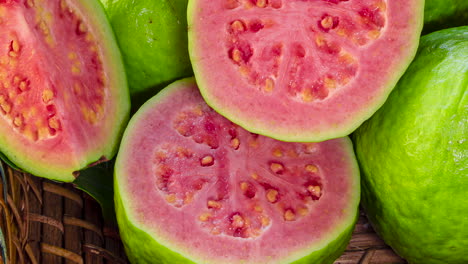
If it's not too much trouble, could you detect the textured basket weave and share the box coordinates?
[0,162,127,264]
[0,161,405,264]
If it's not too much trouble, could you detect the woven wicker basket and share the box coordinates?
[0,161,405,264]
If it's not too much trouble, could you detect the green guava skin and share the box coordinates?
[100,0,193,103]
[423,0,468,33]
[114,78,360,264]
[353,26,468,264]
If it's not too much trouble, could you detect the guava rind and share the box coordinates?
[101,0,193,102]
[0,0,130,182]
[423,0,468,33]
[114,78,360,264]
[353,26,468,264]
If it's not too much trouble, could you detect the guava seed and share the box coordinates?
[0,100,11,114]
[12,114,23,127]
[319,14,339,32]
[18,80,29,92]
[207,200,222,209]
[230,20,246,33]
[166,194,176,204]
[254,0,267,8]
[200,155,215,166]
[284,209,296,221]
[251,172,259,180]
[76,20,87,35]
[261,216,270,226]
[272,148,283,157]
[231,214,245,228]
[225,0,240,9]
[230,48,242,63]
[10,39,20,53]
[266,189,279,203]
[199,212,211,222]
[307,185,322,197]
[305,164,318,173]
[26,0,35,8]
[42,89,54,103]
[230,138,240,149]
[263,78,274,92]
[241,182,256,198]
[48,116,61,130]
[269,162,284,174]
[297,207,308,216]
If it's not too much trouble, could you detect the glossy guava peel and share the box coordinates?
[100,0,193,106]
[353,26,468,264]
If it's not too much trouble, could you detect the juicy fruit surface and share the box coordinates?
[353,27,468,264]
[115,78,360,263]
[188,0,424,142]
[0,0,129,181]
[101,0,193,99]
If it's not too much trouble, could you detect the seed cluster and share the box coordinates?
[153,105,325,238]
[0,34,61,141]
[0,0,107,141]
[224,0,386,102]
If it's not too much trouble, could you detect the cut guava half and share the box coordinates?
[115,78,360,264]
[0,0,130,181]
[188,0,424,142]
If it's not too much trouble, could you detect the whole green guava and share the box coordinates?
[101,0,193,104]
[423,0,468,33]
[353,26,467,264]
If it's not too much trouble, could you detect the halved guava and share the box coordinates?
[188,0,424,142]
[353,26,468,263]
[115,78,360,264]
[0,0,130,182]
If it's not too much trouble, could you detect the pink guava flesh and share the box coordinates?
[116,78,360,263]
[188,0,424,142]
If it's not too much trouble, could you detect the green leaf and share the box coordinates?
[0,152,22,172]
[0,226,7,264]
[0,162,8,263]
[1,161,8,204]
[73,162,116,224]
